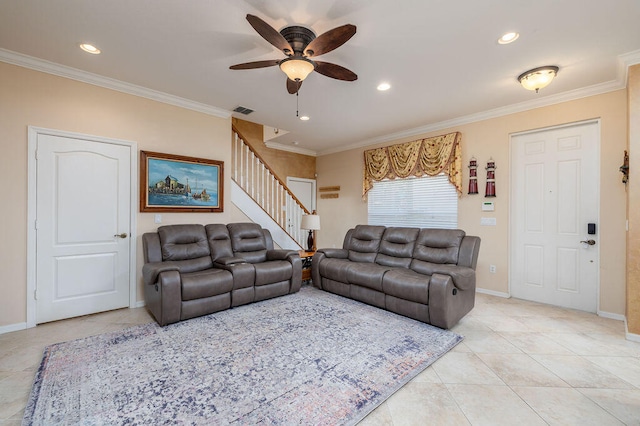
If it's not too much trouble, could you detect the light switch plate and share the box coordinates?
[481,217,497,226]
[154,214,162,224]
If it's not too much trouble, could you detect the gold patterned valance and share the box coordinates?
[363,132,462,198]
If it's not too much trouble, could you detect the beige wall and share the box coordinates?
[316,90,629,315]
[0,62,251,327]
[627,65,640,333]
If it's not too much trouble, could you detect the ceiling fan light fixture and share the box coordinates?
[280,57,315,82]
[518,66,559,93]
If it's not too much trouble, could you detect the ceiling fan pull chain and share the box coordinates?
[296,90,299,117]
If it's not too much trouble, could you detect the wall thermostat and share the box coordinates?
[482,201,495,211]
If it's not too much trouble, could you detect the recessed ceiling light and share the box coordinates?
[377,82,391,91]
[79,43,101,54]
[498,32,519,45]
[299,115,310,121]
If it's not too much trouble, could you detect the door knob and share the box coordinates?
[580,239,596,245]
[114,233,128,239]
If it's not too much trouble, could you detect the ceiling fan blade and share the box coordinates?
[314,61,357,81]
[304,24,356,57]
[229,59,281,70]
[246,14,293,55]
[287,78,302,94]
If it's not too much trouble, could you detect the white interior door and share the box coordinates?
[510,121,599,312]
[287,177,316,212]
[35,133,132,323]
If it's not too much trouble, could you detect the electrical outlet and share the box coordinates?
[489,265,496,273]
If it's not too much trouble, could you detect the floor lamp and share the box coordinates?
[301,213,320,252]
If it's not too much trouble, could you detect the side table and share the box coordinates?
[298,250,315,284]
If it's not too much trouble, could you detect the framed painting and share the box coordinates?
[140,151,224,213]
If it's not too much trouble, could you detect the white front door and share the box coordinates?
[35,132,132,323]
[510,121,599,312]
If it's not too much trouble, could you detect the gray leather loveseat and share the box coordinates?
[312,225,480,329]
[142,223,302,325]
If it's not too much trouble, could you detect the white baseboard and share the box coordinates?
[476,288,510,298]
[134,300,146,309]
[0,322,27,335]
[625,319,640,342]
[597,310,625,322]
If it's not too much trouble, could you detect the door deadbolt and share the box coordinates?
[580,239,596,246]
[114,233,128,239]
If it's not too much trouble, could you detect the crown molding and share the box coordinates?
[265,141,317,156]
[318,79,624,156]
[0,48,232,119]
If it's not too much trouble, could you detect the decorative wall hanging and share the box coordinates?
[140,151,224,213]
[620,150,629,185]
[363,132,462,199]
[468,157,478,194]
[485,159,496,197]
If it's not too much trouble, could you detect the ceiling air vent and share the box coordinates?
[233,106,254,115]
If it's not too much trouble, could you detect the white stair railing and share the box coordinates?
[232,127,309,248]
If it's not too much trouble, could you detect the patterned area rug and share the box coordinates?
[23,286,462,425]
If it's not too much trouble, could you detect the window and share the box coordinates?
[367,174,458,229]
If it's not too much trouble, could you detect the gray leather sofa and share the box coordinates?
[311,225,480,329]
[142,223,302,325]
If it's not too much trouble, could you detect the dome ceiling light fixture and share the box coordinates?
[518,66,559,93]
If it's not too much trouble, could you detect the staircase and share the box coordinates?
[231,127,309,250]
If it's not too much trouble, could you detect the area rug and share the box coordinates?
[23,286,462,425]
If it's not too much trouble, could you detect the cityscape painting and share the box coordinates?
[140,151,223,213]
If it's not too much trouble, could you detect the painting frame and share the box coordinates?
[140,150,224,213]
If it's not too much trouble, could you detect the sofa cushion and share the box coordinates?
[346,263,390,292]
[382,269,430,305]
[180,269,233,301]
[413,229,465,264]
[158,224,211,261]
[318,258,352,283]
[376,227,420,268]
[254,261,292,286]
[348,225,386,263]
[228,223,268,263]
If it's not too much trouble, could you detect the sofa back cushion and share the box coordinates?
[412,228,465,264]
[375,227,420,268]
[347,225,386,263]
[157,224,213,273]
[205,224,234,262]
[227,223,269,263]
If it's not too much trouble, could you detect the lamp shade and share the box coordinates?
[301,214,320,230]
[518,66,559,93]
[280,57,315,81]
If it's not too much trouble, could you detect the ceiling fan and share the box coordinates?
[230,14,357,94]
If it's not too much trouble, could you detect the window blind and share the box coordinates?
[367,174,458,229]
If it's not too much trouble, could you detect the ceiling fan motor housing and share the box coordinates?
[280,26,316,56]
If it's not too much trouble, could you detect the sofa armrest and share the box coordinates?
[316,248,348,259]
[144,269,182,326]
[142,262,179,286]
[267,249,298,261]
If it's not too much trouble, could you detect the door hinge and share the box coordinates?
[35,220,39,230]
[34,289,38,300]
[35,149,38,160]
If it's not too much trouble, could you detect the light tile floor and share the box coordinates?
[1,293,639,425]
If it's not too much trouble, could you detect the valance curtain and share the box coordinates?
[363,131,462,198]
